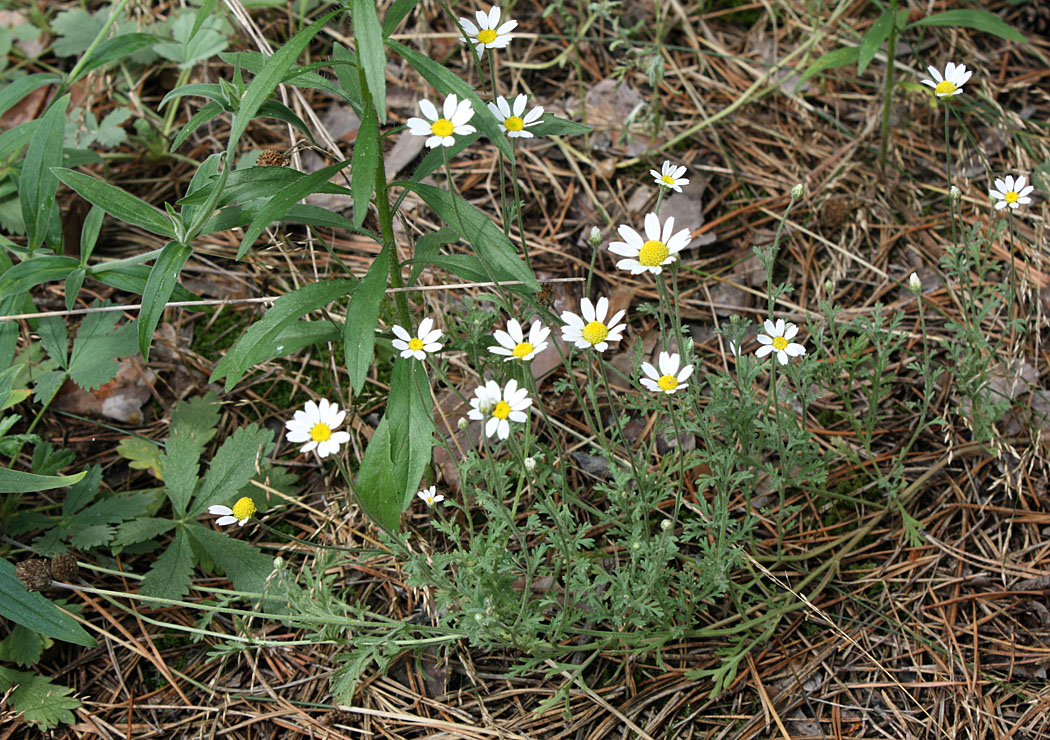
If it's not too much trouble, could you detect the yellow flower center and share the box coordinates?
[477,28,498,44]
[639,239,670,267]
[408,337,425,351]
[231,497,256,521]
[512,342,534,359]
[431,119,454,137]
[311,423,332,442]
[1005,191,1019,203]
[505,115,525,131]
[582,321,609,345]
[661,174,676,186]
[657,375,678,392]
[492,401,511,420]
[771,336,788,351]
[934,80,957,96]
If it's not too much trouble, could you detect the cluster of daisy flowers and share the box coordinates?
[921,62,1037,214]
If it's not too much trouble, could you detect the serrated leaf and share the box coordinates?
[116,437,164,479]
[0,625,44,667]
[172,391,222,440]
[185,522,277,598]
[68,306,137,391]
[344,251,387,396]
[74,491,154,527]
[907,9,1025,43]
[139,241,192,360]
[154,11,228,69]
[112,517,175,548]
[64,464,102,515]
[36,316,68,367]
[89,107,133,148]
[397,182,538,290]
[163,434,202,517]
[20,94,68,250]
[0,667,80,730]
[53,169,175,238]
[51,8,104,57]
[69,523,114,550]
[0,559,94,646]
[140,527,194,599]
[190,424,275,516]
[210,279,355,390]
[31,371,65,407]
[32,442,75,477]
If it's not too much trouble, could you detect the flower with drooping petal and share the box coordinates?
[650,161,688,193]
[920,62,972,98]
[640,352,694,395]
[406,94,476,149]
[458,6,517,55]
[209,496,256,527]
[487,94,543,138]
[755,319,806,365]
[608,212,692,275]
[990,174,1034,211]
[489,319,550,361]
[417,486,444,507]
[467,379,532,440]
[392,317,444,361]
[285,398,352,458]
[560,297,627,353]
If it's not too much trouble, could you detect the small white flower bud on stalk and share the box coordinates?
[589,226,603,247]
[908,272,922,293]
[791,183,805,200]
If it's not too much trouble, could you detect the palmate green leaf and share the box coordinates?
[190,424,275,516]
[344,251,388,397]
[225,9,341,157]
[354,415,400,533]
[236,159,352,260]
[0,558,94,646]
[68,305,137,391]
[140,527,194,599]
[112,517,175,549]
[907,9,1025,43]
[351,0,386,123]
[53,168,175,238]
[0,468,86,494]
[397,182,538,290]
[139,241,192,360]
[211,279,355,390]
[116,437,164,478]
[351,106,378,228]
[0,667,80,730]
[186,522,278,598]
[387,359,434,512]
[153,11,228,69]
[171,391,221,443]
[20,94,68,250]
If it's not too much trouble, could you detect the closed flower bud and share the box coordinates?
[660,519,671,531]
[791,183,805,200]
[524,456,536,471]
[589,226,603,247]
[824,279,834,294]
[458,417,469,430]
[949,185,961,201]
[908,272,922,293]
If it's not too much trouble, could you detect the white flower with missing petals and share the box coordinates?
[417,486,444,507]
[488,319,550,361]
[608,212,692,275]
[458,6,517,55]
[392,317,444,361]
[208,496,256,527]
[920,62,972,98]
[560,297,627,353]
[285,398,352,458]
[406,94,477,149]
[990,174,1034,211]
[487,95,543,138]
[467,379,532,440]
[650,161,688,193]
[640,352,694,395]
[755,319,806,365]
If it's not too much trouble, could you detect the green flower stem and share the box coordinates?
[768,360,787,558]
[508,143,534,271]
[878,0,899,172]
[63,0,133,85]
[372,119,411,330]
[86,247,167,274]
[595,355,644,491]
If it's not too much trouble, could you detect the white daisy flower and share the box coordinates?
[406,94,477,149]
[560,297,627,353]
[208,496,256,527]
[488,318,550,361]
[458,6,517,55]
[608,212,692,275]
[650,161,688,193]
[486,94,543,138]
[417,486,444,507]
[467,379,532,440]
[755,319,806,365]
[640,351,694,395]
[392,317,444,361]
[285,398,352,458]
[920,62,972,98]
[990,174,1034,211]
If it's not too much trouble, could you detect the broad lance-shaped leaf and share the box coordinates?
[354,415,400,533]
[351,105,379,228]
[397,182,538,291]
[0,256,79,297]
[53,168,175,238]
[0,74,60,120]
[387,360,434,513]
[0,468,86,494]
[190,424,276,516]
[139,241,193,360]
[211,279,355,390]
[20,94,68,250]
[351,0,385,123]
[907,9,1025,43]
[0,559,95,646]
[344,251,388,396]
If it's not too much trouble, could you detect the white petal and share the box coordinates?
[209,505,234,516]
[216,515,238,526]
[418,99,438,121]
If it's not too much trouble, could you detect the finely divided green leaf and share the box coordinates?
[907,9,1025,43]
[20,94,68,250]
[344,251,388,396]
[53,168,175,238]
[397,182,537,290]
[139,241,192,360]
[210,279,355,390]
[0,559,94,646]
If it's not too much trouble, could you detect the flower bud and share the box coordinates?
[588,226,603,247]
[524,456,536,472]
[457,417,469,430]
[949,185,961,202]
[908,272,922,293]
[660,519,671,531]
[791,183,805,200]
[824,279,834,294]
